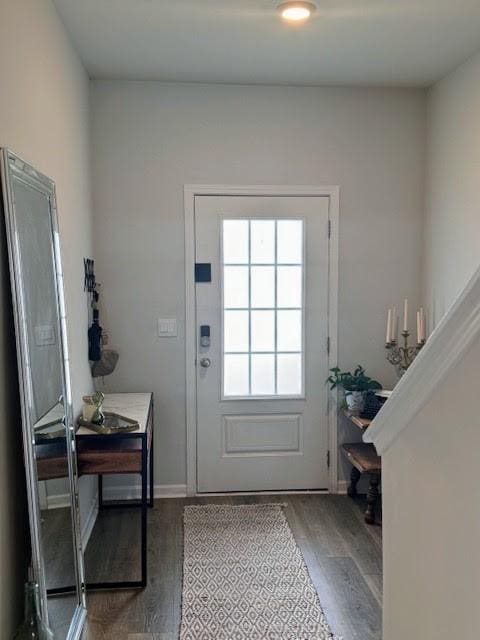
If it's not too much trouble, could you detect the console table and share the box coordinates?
[341,411,381,525]
[76,392,154,590]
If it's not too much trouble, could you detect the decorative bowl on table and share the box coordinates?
[77,411,140,434]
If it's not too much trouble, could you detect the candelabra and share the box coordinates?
[385,330,425,377]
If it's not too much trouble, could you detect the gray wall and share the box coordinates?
[0,0,94,633]
[381,48,480,640]
[423,50,480,328]
[90,81,427,488]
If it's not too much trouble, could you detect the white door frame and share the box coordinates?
[184,185,339,496]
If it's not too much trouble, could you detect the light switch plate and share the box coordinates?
[157,318,177,337]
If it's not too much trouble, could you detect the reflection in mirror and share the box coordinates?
[14,175,64,422]
[1,149,86,638]
[35,403,78,636]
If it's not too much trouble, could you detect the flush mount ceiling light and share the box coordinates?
[278,1,316,23]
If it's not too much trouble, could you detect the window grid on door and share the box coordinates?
[222,218,304,398]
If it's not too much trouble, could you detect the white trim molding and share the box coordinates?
[364,263,480,454]
[184,184,340,496]
[81,497,98,549]
[102,483,188,500]
[45,492,70,510]
[336,480,348,495]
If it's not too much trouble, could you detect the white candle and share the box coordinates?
[420,307,425,342]
[403,299,408,332]
[386,308,392,344]
[416,311,421,343]
[392,306,397,342]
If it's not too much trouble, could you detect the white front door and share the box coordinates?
[195,195,330,492]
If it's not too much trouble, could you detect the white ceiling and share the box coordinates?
[53,0,480,87]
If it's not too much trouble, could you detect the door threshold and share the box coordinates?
[195,489,330,497]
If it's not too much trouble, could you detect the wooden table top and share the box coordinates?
[342,442,381,473]
[343,410,372,430]
[76,392,152,437]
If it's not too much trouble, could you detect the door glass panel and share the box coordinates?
[277,220,303,263]
[224,354,249,396]
[277,310,302,352]
[277,353,302,395]
[251,310,275,352]
[251,266,275,308]
[222,219,304,397]
[277,266,302,308]
[223,220,249,263]
[251,354,275,395]
[251,220,275,263]
[224,310,249,352]
[224,266,249,308]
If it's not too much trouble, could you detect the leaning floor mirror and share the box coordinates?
[1,149,86,638]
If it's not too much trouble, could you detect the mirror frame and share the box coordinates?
[0,149,86,637]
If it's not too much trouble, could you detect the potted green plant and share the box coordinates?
[326,365,382,415]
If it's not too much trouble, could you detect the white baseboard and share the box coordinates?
[337,480,348,494]
[102,483,188,500]
[81,497,98,549]
[155,484,188,498]
[46,493,70,509]
[46,482,350,515]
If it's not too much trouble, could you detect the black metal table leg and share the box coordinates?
[47,586,77,596]
[63,397,154,594]
[98,473,103,508]
[149,425,154,508]
[84,461,148,591]
[141,433,148,587]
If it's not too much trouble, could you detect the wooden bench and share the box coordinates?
[342,412,381,525]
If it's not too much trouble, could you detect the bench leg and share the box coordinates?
[347,467,361,497]
[365,475,380,525]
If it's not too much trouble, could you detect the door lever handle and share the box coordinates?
[199,357,211,368]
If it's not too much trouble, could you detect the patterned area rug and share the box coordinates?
[180,504,337,639]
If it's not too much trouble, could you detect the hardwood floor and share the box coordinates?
[82,495,382,640]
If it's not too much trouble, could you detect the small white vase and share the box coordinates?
[345,391,365,415]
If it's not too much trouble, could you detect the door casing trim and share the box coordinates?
[184,185,340,496]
